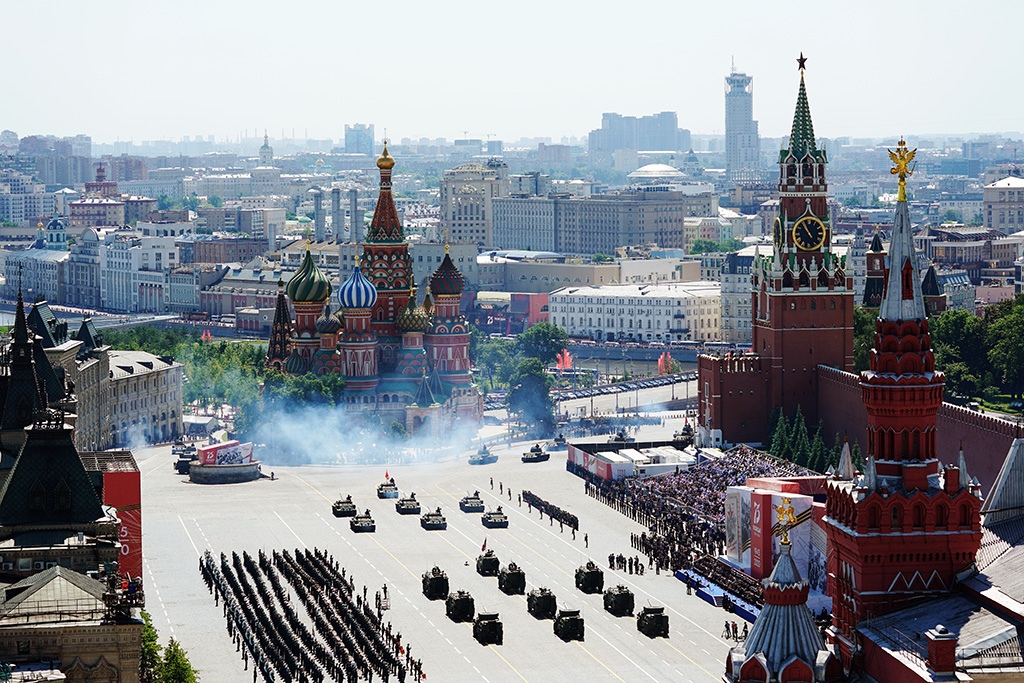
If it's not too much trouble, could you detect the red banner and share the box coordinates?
[749,491,774,581]
[103,471,142,578]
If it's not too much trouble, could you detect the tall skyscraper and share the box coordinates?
[725,67,760,180]
[345,124,375,155]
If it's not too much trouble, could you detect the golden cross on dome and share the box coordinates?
[774,497,798,545]
[888,137,917,202]
[797,52,807,72]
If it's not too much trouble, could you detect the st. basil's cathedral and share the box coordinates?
[265,144,482,437]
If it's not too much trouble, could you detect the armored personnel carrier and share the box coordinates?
[554,609,585,642]
[476,550,499,577]
[497,562,526,595]
[473,612,503,645]
[469,443,498,465]
[637,606,669,638]
[420,507,447,530]
[377,478,399,499]
[350,509,375,533]
[172,442,197,474]
[421,567,449,600]
[603,585,635,617]
[459,491,485,513]
[482,506,509,529]
[333,495,357,518]
[445,590,475,623]
[527,587,557,620]
[521,443,550,463]
[395,492,421,515]
[575,561,604,594]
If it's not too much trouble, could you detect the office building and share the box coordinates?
[725,68,760,180]
[438,160,510,248]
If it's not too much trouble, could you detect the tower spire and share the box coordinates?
[878,138,925,322]
[787,57,819,161]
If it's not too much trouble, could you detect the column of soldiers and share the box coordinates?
[521,490,579,530]
[199,547,421,682]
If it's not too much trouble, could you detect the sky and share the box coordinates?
[6,0,1022,145]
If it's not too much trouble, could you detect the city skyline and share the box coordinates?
[5,1,1022,146]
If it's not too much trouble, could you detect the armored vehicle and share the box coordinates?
[554,609,585,642]
[527,587,557,619]
[395,492,421,515]
[575,561,604,594]
[420,507,447,530]
[469,444,498,465]
[459,491,485,513]
[476,550,500,577]
[377,478,399,499]
[607,430,635,444]
[481,506,509,529]
[497,563,526,595]
[550,433,568,450]
[473,612,503,645]
[332,495,357,517]
[521,443,550,463]
[421,567,449,600]
[637,606,669,638]
[172,442,197,474]
[349,509,375,533]
[603,585,635,617]
[445,590,475,623]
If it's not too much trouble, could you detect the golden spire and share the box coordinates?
[376,140,395,170]
[774,497,798,545]
[888,137,917,202]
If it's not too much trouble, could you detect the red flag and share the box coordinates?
[481,537,487,552]
[385,470,390,480]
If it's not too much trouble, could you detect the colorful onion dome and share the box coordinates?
[430,248,464,296]
[286,246,332,303]
[284,347,308,375]
[337,265,378,309]
[421,285,434,317]
[315,304,342,334]
[377,141,395,170]
[396,293,430,333]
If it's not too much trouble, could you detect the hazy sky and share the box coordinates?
[6,1,1022,145]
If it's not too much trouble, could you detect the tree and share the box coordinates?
[987,305,1024,398]
[769,411,790,462]
[157,194,174,211]
[160,638,200,683]
[476,338,514,390]
[853,306,876,373]
[140,610,162,683]
[507,358,555,433]
[181,195,200,212]
[808,423,827,474]
[592,253,613,263]
[789,405,811,467]
[516,322,568,365]
[207,195,223,208]
[931,308,986,382]
[688,239,719,255]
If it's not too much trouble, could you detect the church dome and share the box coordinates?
[286,247,332,303]
[396,294,430,333]
[337,265,378,309]
[430,251,464,296]
[376,141,395,170]
[46,214,66,231]
[284,348,308,375]
[315,304,342,334]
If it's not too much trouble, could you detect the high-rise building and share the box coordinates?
[725,67,760,180]
[345,124,375,156]
[438,159,510,248]
[587,112,691,164]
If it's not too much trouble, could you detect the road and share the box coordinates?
[137,432,732,683]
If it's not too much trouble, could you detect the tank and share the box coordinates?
[608,430,635,444]
[473,612,503,645]
[527,587,557,619]
[575,561,604,594]
[349,509,375,533]
[603,585,635,617]
[377,478,399,499]
[332,494,357,518]
[469,444,498,465]
[445,590,475,623]
[172,442,197,474]
[522,443,550,463]
[420,507,447,530]
[482,506,509,529]
[498,562,526,595]
[459,491,485,513]
[476,550,500,577]
[395,492,421,515]
[554,609,585,642]
[550,433,568,450]
[637,606,669,638]
[421,567,449,600]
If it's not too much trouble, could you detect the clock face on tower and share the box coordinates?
[792,216,826,251]
[772,217,783,252]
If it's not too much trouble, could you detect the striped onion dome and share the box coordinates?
[430,250,464,296]
[284,347,308,375]
[315,304,342,334]
[395,293,430,333]
[337,265,378,310]
[286,247,332,303]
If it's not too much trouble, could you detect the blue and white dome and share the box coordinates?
[337,266,378,310]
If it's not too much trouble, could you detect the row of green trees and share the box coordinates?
[768,406,863,475]
[141,611,200,683]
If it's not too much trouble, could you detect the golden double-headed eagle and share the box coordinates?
[888,139,917,181]
[774,497,798,544]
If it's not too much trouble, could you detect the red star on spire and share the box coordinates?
[797,52,807,72]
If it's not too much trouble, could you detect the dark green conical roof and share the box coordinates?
[780,72,826,163]
[286,247,332,303]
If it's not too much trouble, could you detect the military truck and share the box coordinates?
[482,506,509,529]
[459,491,485,513]
[554,609,585,642]
[377,478,399,499]
[476,550,499,577]
[603,585,635,617]
[420,507,447,530]
[527,587,557,620]
[637,606,669,638]
[332,495,357,517]
[395,492,421,515]
[445,590,475,623]
[498,562,526,595]
[575,561,604,594]
[521,443,550,463]
[350,509,375,533]
[421,567,449,600]
[473,612,503,645]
